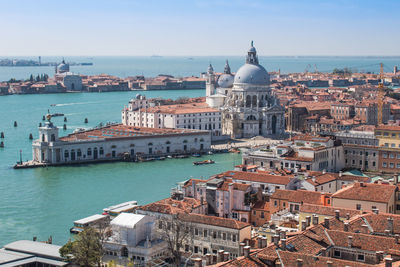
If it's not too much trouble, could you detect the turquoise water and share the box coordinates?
[1,56,399,81]
[0,90,241,246]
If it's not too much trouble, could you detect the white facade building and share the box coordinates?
[243,135,345,172]
[32,119,211,165]
[104,213,168,265]
[205,42,285,138]
[122,95,224,140]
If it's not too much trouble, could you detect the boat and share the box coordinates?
[191,153,201,157]
[193,159,215,165]
[50,104,57,107]
[167,155,173,159]
[155,156,166,160]
[69,214,109,234]
[229,148,241,153]
[51,113,64,117]
[176,155,189,159]
[207,151,214,155]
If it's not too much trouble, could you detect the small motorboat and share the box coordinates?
[176,155,189,159]
[192,154,201,157]
[193,159,215,165]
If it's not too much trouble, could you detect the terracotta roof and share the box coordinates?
[270,189,330,205]
[347,212,400,235]
[332,182,396,203]
[182,178,207,188]
[59,124,207,142]
[138,197,203,215]
[139,101,219,114]
[222,171,293,185]
[177,213,250,230]
[299,203,363,218]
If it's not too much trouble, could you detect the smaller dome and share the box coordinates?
[218,74,234,88]
[57,60,69,73]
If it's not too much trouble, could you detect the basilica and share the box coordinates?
[206,42,285,138]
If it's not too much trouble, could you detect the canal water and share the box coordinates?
[0,90,241,246]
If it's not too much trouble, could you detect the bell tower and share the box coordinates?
[39,114,59,143]
[206,63,216,97]
[246,41,259,65]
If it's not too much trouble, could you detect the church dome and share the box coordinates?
[233,41,270,86]
[234,63,269,85]
[218,74,234,88]
[57,59,69,73]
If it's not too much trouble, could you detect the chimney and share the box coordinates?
[361,224,369,234]
[296,259,303,267]
[239,243,245,256]
[273,234,280,246]
[217,250,224,262]
[376,251,384,263]
[346,213,350,220]
[281,239,287,250]
[280,230,287,240]
[257,236,263,248]
[193,258,202,267]
[205,254,212,265]
[347,236,353,248]
[324,217,330,229]
[312,214,319,225]
[344,222,349,232]
[360,182,364,187]
[243,246,250,257]
[306,216,311,227]
[301,220,307,231]
[223,252,230,262]
[339,171,342,177]
[373,208,379,214]
[384,257,393,267]
[327,261,333,267]
[335,210,340,220]
[262,236,268,248]
[388,217,394,234]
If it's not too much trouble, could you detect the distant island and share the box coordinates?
[0,58,93,67]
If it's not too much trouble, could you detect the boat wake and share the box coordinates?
[52,101,100,107]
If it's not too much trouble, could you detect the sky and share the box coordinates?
[1,0,400,56]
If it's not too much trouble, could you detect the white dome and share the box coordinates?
[218,74,234,88]
[234,63,270,85]
[57,61,69,73]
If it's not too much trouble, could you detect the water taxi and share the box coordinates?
[193,159,215,165]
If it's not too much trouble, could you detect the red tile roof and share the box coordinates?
[177,213,250,230]
[221,171,293,185]
[332,182,396,203]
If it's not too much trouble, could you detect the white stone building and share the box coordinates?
[32,120,211,165]
[206,42,286,138]
[104,213,168,265]
[122,95,224,140]
[243,135,345,172]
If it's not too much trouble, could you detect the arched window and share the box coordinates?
[247,115,257,120]
[42,134,45,142]
[99,147,104,155]
[200,138,204,142]
[148,142,153,146]
[183,140,188,143]
[166,141,171,144]
[77,149,82,157]
[51,134,55,142]
[252,95,257,106]
[64,150,69,158]
[87,148,92,156]
[121,247,128,257]
[246,95,251,107]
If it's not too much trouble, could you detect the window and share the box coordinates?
[390,153,395,159]
[204,230,207,237]
[334,250,341,258]
[392,144,396,148]
[383,162,387,168]
[357,254,365,262]
[274,201,277,207]
[64,150,69,158]
[195,228,198,235]
[87,148,92,156]
[390,163,395,168]
[383,153,388,158]
[356,204,361,210]
[77,149,82,157]
[99,147,104,155]
[222,233,226,240]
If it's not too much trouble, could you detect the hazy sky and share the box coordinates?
[1,0,399,56]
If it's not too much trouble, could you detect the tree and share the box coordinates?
[156,215,193,267]
[29,74,34,82]
[59,227,103,267]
